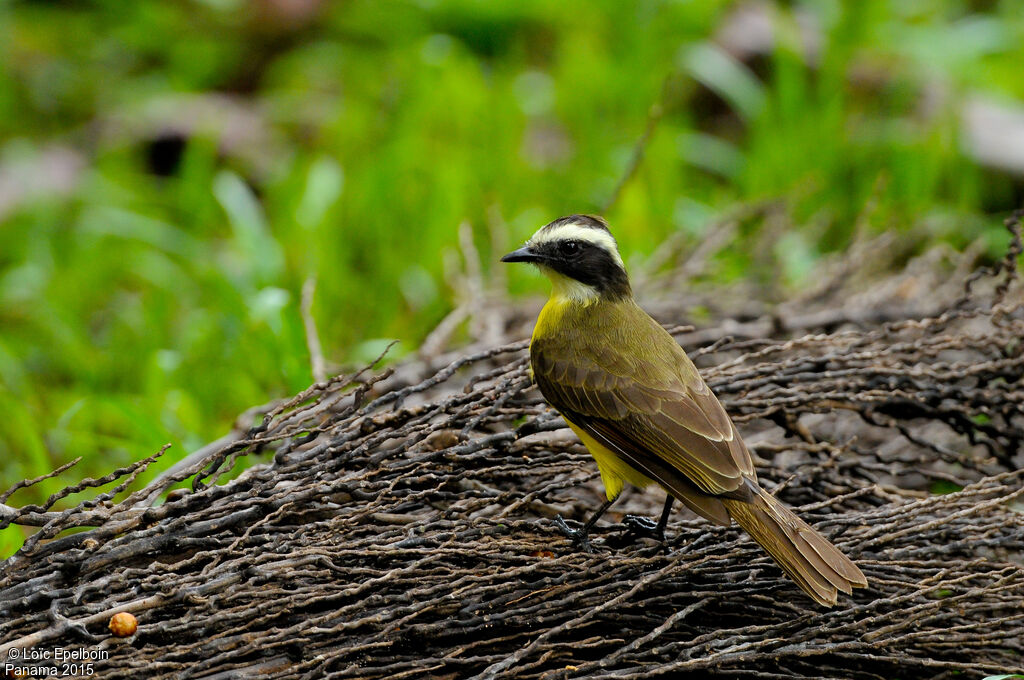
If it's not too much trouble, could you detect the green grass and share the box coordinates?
[2,0,1024,550]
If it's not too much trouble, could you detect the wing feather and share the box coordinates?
[531,301,755,497]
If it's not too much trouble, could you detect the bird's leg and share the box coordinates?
[553,496,617,553]
[622,495,675,543]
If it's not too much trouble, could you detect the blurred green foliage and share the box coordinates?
[2,0,1024,550]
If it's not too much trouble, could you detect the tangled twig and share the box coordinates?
[1,218,1022,680]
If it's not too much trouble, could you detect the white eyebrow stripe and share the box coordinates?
[529,223,624,268]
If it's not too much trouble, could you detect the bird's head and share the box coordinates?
[500,215,631,305]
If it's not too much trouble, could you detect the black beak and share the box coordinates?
[500,244,542,264]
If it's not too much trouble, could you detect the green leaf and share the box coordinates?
[678,42,765,122]
[0,526,26,559]
[930,481,963,495]
[213,170,285,287]
[295,156,344,229]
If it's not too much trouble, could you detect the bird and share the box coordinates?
[501,214,867,606]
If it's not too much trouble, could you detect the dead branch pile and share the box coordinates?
[1,217,1022,680]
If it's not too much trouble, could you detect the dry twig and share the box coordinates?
[1,218,1022,680]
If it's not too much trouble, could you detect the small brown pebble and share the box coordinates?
[109,612,138,637]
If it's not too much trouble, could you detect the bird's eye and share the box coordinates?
[559,240,582,256]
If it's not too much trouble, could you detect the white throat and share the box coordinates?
[542,266,600,306]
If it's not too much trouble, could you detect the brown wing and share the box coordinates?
[531,302,755,499]
[532,302,870,605]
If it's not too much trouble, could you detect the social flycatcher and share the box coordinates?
[502,214,867,606]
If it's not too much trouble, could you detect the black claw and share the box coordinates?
[622,514,660,535]
[553,515,593,553]
[620,514,668,548]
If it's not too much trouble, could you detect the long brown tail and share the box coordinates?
[723,483,867,606]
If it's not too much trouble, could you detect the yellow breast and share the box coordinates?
[564,418,655,501]
[530,289,655,501]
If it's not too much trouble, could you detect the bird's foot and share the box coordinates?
[616,514,670,553]
[621,514,665,541]
[553,515,593,553]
